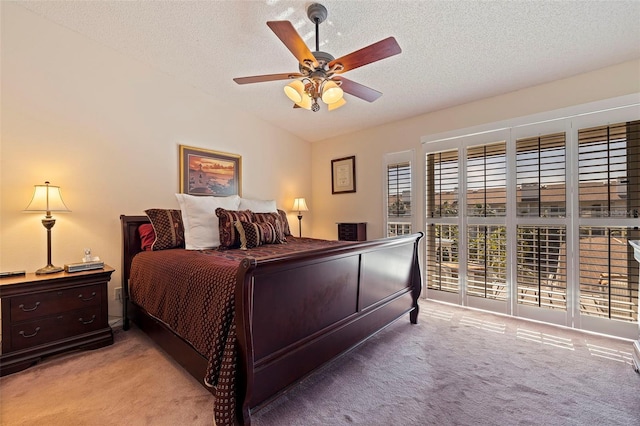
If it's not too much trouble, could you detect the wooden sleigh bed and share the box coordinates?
[120,214,423,425]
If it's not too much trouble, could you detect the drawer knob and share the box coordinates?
[79,315,96,325]
[19,327,41,338]
[78,292,97,302]
[18,302,41,312]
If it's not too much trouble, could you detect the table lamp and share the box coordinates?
[292,198,309,238]
[24,181,71,274]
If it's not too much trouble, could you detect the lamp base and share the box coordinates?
[35,265,64,275]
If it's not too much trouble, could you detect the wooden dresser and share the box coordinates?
[337,222,367,241]
[0,266,114,376]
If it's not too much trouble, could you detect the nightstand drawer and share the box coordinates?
[10,284,102,322]
[9,306,104,351]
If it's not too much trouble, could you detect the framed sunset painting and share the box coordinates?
[179,145,242,196]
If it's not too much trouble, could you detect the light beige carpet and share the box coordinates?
[1,300,639,425]
[0,326,214,425]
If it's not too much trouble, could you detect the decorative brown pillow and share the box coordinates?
[215,208,253,249]
[253,212,286,243]
[144,209,185,250]
[277,209,292,236]
[234,221,282,249]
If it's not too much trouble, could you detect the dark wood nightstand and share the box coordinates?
[337,223,367,241]
[0,266,114,376]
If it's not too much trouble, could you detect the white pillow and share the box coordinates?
[238,197,277,213]
[175,194,240,249]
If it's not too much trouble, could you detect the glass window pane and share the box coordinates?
[516,132,566,217]
[578,120,640,218]
[426,150,458,218]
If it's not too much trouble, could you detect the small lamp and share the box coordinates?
[24,181,71,274]
[292,198,309,238]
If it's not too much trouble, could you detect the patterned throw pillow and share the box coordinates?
[144,209,185,250]
[252,212,286,243]
[138,224,156,251]
[215,208,253,249]
[277,209,292,236]
[234,221,281,249]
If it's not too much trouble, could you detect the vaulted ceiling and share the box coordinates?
[16,0,640,142]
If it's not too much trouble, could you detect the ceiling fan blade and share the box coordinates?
[329,37,401,73]
[267,21,319,68]
[334,77,382,103]
[233,73,303,85]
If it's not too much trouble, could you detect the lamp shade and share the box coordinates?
[292,198,309,212]
[284,80,306,103]
[321,80,344,105]
[295,93,312,110]
[24,182,70,214]
[328,97,347,111]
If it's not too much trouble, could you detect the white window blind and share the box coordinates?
[426,150,459,218]
[466,142,507,217]
[387,161,412,236]
[516,226,567,310]
[516,132,566,217]
[467,225,507,301]
[578,226,639,322]
[426,224,460,293]
[578,120,640,218]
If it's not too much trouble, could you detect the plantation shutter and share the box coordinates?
[578,120,640,218]
[516,225,567,310]
[386,160,412,236]
[427,150,459,218]
[516,132,566,217]
[466,142,507,217]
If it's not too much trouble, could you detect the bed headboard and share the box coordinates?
[120,215,150,298]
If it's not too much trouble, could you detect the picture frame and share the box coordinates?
[179,145,242,196]
[331,155,356,194]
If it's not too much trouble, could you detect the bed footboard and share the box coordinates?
[234,232,423,424]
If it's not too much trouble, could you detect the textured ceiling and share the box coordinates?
[16,1,640,143]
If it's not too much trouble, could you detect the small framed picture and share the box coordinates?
[331,155,356,194]
[179,145,242,196]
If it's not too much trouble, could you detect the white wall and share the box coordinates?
[310,59,640,241]
[0,4,311,317]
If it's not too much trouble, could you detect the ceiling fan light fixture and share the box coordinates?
[321,80,344,105]
[328,97,346,111]
[284,80,305,103]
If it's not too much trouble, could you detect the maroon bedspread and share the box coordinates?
[129,237,351,425]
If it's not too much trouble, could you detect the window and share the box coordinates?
[426,224,459,293]
[426,150,459,218]
[426,149,460,294]
[467,142,506,217]
[423,105,639,338]
[387,161,412,236]
[578,121,640,218]
[384,151,413,237]
[579,226,639,322]
[516,225,567,310]
[516,132,566,217]
[577,120,639,323]
[467,225,507,301]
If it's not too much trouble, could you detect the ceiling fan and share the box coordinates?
[233,3,401,112]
